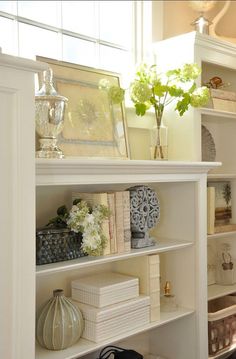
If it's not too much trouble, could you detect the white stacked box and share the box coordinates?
[71,272,139,307]
[75,295,150,342]
[71,272,150,343]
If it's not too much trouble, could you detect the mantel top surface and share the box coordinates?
[36,158,220,170]
[36,158,221,185]
[0,51,48,72]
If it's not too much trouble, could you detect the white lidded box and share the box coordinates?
[71,272,139,308]
[74,295,150,342]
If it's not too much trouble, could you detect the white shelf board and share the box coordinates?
[209,343,236,359]
[200,107,236,119]
[36,239,192,276]
[208,283,236,301]
[208,231,236,240]
[35,307,194,359]
[208,173,236,180]
[36,159,221,186]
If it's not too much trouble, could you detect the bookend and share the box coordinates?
[97,345,143,359]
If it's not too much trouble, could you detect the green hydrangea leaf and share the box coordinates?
[135,103,147,116]
[154,83,167,97]
[168,86,184,97]
[175,94,191,116]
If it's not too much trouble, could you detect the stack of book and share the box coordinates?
[72,191,131,255]
[114,254,160,322]
[210,89,236,113]
[71,271,150,342]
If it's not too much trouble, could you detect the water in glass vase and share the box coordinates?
[150,124,168,160]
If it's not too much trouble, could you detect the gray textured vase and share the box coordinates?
[36,289,84,350]
[128,185,160,248]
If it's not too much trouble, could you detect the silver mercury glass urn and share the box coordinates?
[35,68,68,158]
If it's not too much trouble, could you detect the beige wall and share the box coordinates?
[153,1,236,41]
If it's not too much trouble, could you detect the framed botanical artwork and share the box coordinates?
[36,56,130,159]
[208,181,232,225]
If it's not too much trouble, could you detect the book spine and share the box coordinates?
[122,191,131,252]
[212,98,236,112]
[115,191,125,253]
[210,89,236,101]
[207,187,215,235]
[107,193,117,254]
[148,254,160,322]
[113,254,160,322]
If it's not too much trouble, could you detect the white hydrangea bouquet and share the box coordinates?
[47,199,109,256]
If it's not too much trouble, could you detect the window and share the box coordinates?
[0,0,150,74]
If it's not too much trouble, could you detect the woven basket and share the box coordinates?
[208,295,236,356]
[36,227,86,265]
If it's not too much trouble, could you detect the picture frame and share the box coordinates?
[208,181,232,225]
[36,56,130,159]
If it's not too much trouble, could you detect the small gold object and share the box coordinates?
[161,281,177,312]
[164,281,172,296]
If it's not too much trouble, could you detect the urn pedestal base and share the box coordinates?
[36,138,64,159]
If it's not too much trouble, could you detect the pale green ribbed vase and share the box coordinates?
[36,289,84,350]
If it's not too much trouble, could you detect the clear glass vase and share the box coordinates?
[150,123,168,160]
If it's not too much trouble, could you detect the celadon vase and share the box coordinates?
[150,122,168,160]
[36,289,84,350]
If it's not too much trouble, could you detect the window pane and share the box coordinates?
[18,1,60,27]
[0,17,16,55]
[99,45,132,74]
[62,1,96,38]
[99,1,133,48]
[62,35,96,67]
[0,1,17,15]
[19,23,59,59]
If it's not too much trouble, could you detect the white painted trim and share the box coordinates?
[36,159,221,185]
[0,52,48,72]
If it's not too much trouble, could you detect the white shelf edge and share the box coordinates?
[208,173,236,180]
[200,107,236,119]
[209,343,236,359]
[208,231,236,239]
[208,283,236,301]
[36,239,193,276]
[35,308,194,359]
[36,159,221,186]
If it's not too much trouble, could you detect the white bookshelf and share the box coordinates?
[34,160,217,359]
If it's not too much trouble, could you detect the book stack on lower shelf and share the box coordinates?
[114,254,160,322]
[210,89,236,113]
[72,191,131,255]
[71,272,150,343]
